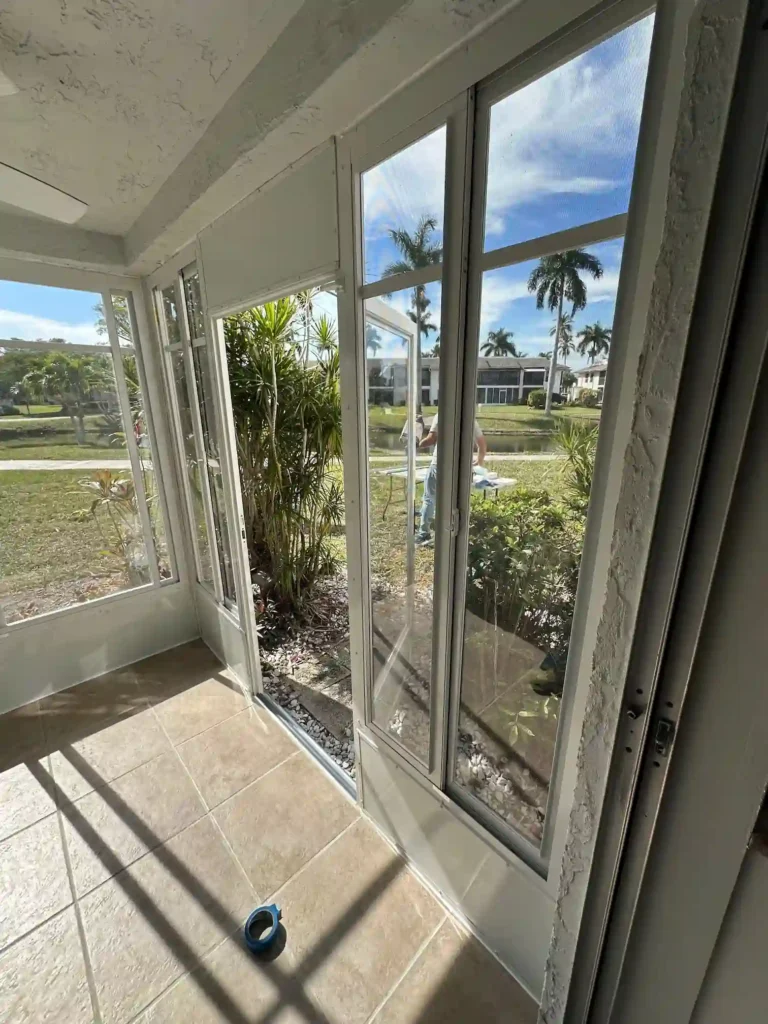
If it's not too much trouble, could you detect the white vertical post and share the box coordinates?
[103,291,161,585]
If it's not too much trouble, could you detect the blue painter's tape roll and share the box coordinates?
[244,904,282,953]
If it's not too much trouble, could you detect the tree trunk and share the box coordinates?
[73,412,86,445]
[415,285,423,415]
[545,285,563,415]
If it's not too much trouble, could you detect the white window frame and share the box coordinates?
[0,268,179,633]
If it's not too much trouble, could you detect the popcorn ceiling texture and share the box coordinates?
[539,1,749,1020]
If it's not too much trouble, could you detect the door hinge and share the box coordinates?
[653,717,676,758]
[449,509,461,537]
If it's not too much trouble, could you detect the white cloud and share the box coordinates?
[0,308,103,346]
[362,17,653,249]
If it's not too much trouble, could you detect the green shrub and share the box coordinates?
[555,420,599,506]
[224,298,343,611]
[527,388,547,409]
[578,388,600,408]
[465,487,584,662]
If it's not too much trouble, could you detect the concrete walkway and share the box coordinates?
[0,459,132,471]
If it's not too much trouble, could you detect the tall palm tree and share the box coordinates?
[481,328,519,357]
[383,215,442,412]
[549,312,576,359]
[365,323,382,357]
[528,248,603,413]
[577,322,612,363]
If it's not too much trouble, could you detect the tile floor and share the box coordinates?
[0,640,537,1024]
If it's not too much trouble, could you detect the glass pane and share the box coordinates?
[453,239,624,846]
[183,269,205,340]
[192,344,236,604]
[170,349,214,588]
[0,281,155,623]
[114,294,172,579]
[365,281,441,762]
[484,16,653,251]
[362,125,447,284]
[160,284,181,345]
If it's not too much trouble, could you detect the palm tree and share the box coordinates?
[538,350,552,360]
[481,328,519,357]
[528,248,603,413]
[23,352,113,445]
[383,215,442,412]
[549,312,576,359]
[577,322,612,363]
[365,323,382,357]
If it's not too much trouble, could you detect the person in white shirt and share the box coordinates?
[416,411,486,544]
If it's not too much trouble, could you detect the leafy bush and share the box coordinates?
[555,420,599,506]
[578,388,600,408]
[224,298,343,611]
[465,487,584,663]
[527,388,547,409]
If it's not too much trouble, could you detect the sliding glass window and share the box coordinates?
[450,16,654,853]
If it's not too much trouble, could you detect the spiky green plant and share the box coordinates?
[224,297,343,611]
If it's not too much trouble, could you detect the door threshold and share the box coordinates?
[256,691,357,801]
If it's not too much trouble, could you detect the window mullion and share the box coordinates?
[102,290,161,586]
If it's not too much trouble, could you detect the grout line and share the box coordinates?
[266,815,362,904]
[146,685,249,747]
[53,753,103,1024]
[363,913,447,1024]
[0,903,76,960]
[207,750,301,814]
[153,706,263,905]
[121,920,244,1024]
[0,804,59,844]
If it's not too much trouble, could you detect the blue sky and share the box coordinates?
[362,15,652,367]
[0,280,104,345]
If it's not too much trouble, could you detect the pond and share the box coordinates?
[369,427,557,454]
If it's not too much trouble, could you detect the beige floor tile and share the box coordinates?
[372,919,537,1024]
[215,753,358,898]
[0,813,72,950]
[153,676,248,746]
[178,706,298,809]
[134,641,227,707]
[0,907,93,1023]
[0,757,56,843]
[139,932,319,1024]
[278,818,444,1024]
[39,674,147,749]
[81,815,253,1024]
[49,706,171,803]
[0,701,45,773]
[63,752,206,895]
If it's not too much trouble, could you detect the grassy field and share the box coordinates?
[4,404,64,417]
[0,471,128,616]
[368,404,600,435]
[0,413,124,460]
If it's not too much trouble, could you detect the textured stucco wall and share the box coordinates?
[539,1,749,1020]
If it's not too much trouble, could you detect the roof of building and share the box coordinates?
[579,361,609,374]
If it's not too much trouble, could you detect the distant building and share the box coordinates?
[366,355,568,406]
[571,361,608,403]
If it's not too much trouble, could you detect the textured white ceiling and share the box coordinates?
[0,0,300,233]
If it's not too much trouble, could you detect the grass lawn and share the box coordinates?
[0,470,128,617]
[0,442,125,460]
[8,404,64,417]
[368,404,600,435]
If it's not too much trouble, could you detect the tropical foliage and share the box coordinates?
[527,388,547,409]
[382,215,442,412]
[577,322,612,362]
[549,312,575,358]
[22,353,114,445]
[224,296,343,611]
[528,248,603,414]
[481,328,518,357]
[72,470,149,585]
[555,420,599,508]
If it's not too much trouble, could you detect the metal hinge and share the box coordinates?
[449,509,461,537]
[653,717,676,759]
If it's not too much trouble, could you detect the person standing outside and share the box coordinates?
[416,411,487,545]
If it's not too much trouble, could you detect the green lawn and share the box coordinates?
[0,442,125,460]
[0,470,127,601]
[368,404,600,435]
[6,404,64,417]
